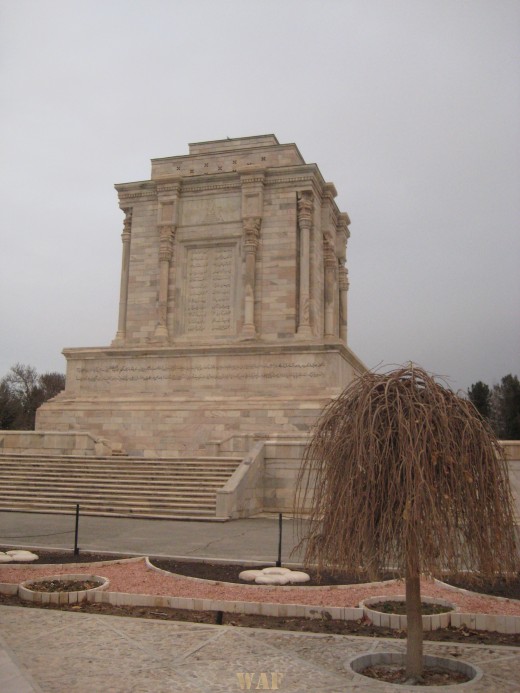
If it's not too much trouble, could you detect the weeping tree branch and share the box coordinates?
[295,364,519,680]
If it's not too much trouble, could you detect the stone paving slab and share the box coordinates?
[1,605,519,692]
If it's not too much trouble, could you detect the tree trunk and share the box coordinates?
[405,570,423,681]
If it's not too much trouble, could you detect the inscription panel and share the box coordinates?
[180,194,240,226]
[73,357,327,395]
[183,244,235,337]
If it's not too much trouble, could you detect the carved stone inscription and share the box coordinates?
[77,360,325,385]
[185,246,234,335]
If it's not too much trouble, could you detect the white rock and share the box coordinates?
[7,551,39,562]
[255,575,290,585]
[286,571,311,583]
[0,555,13,563]
[262,567,292,575]
[239,569,263,582]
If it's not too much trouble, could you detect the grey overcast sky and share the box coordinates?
[1,0,519,392]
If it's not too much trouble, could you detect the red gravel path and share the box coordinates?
[2,558,520,616]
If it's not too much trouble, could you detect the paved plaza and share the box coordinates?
[1,511,520,691]
[1,605,520,692]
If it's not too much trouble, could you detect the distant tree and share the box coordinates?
[467,381,491,419]
[0,364,65,430]
[492,375,520,440]
[0,378,22,429]
[39,372,66,401]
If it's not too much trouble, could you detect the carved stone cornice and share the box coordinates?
[239,168,266,187]
[322,182,338,200]
[118,189,157,204]
[156,177,182,198]
[181,181,241,194]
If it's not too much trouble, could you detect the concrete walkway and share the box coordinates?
[1,605,519,692]
[0,510,306,563]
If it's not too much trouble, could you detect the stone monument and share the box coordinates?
[37,135,366,456]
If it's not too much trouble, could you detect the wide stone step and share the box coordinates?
[0,501,217,519]
[0,453,241,464]
[0,470,231,484]
[0,478,227,489]
[0,452,242,519]
[2,484,218,498]
[0,490,217,505]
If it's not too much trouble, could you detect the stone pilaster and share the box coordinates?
[154,179,181,341]
[297,191,314,337]
[240,169,265,339]
[241,216,261,339]
[112,207,133,345]
[323,236,337,337]
[337,212,351,344]
[338,264,349,343]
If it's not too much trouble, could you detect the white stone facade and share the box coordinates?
[36,135,366,455]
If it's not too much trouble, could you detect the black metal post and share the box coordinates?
[74,503,80,555]
[276,512,282,567]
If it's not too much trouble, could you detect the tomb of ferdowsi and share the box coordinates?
[3,135,518,519]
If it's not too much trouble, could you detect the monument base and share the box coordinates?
[36,341,365,456]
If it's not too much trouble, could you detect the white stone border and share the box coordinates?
[1,557,520,631]
[359,595,456,631]
[345,652,482,689]
[19,574,110,605]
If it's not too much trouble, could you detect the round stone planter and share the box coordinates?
[346,652,482,688]
[359,595,456,631]
[19,574,109,605]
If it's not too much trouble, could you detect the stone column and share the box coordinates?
[241,216,261,339]
[323,236,337,337]
[155,223,175,340]
[154,180,181,341]
[337,212,350,344]
[297,191,313,337]
[112,207,132,345]
[240,169,265,339]
[338,264,349,343]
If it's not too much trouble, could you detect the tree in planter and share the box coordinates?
[296,364,518,683]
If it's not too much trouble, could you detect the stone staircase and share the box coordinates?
[0,453,242,520]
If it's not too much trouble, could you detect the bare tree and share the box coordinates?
[296,364,518,682]
[1,364,65,430]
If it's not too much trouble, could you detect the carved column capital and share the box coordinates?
[121,208,133,242]
[338,264,349,291]
[323,237,337,270]
[297,191,313,229]
[158,224,175,262]
[243,216,261,253]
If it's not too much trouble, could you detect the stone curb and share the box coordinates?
[2,559,520,631]
[18,574,110,605]
[359,595,456,631]
[346,652,483,689]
